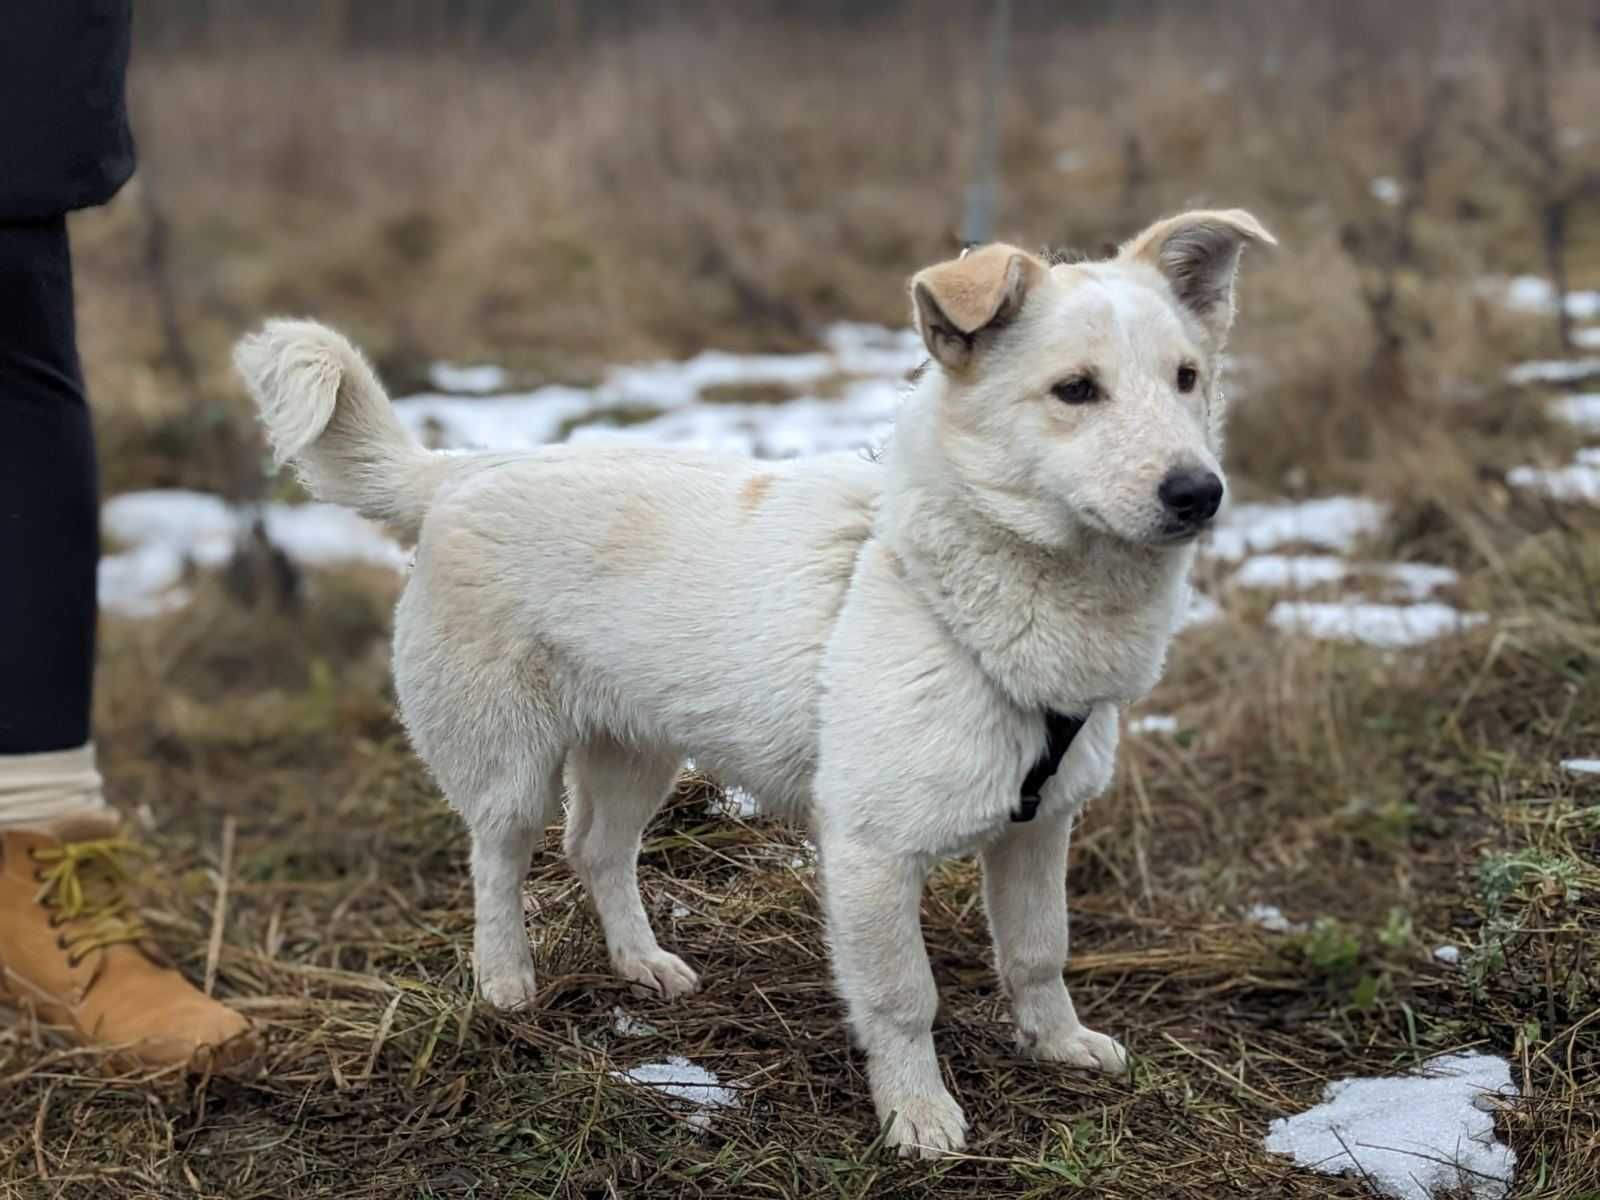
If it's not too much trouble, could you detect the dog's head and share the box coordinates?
[909,209,1274,549]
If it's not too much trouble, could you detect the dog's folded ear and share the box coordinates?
[1120,209,1276,341]
[911,244,1043,371]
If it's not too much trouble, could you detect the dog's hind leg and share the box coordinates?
[463,761,565,1011]
[564,739,699,999]
[392,587,569,1011]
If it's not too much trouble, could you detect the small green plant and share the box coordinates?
[1377,905,1414,949]
[298,657,341,730]
[1351,972,1382,1009]
[1287,914,1418,1007]
[1032,1119,1120,1187]
[1477,851,1583,914]
[1468,851,1588,998]
[1336,791,1418,844]
[1294,917,1363,977]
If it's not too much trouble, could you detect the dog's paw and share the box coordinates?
[1027,1025,1128,1075]
[478,959,540,1011]
[881,1089,969,1159]
[615,949,700,999]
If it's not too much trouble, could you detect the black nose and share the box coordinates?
[1158,469,1224,526]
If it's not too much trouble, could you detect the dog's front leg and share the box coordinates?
[980,812,1127,1074]
[823,839,967,1158]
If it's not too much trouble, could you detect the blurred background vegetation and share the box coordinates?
[83,1,1598,493]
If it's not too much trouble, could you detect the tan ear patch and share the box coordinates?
[910,244,1043,370]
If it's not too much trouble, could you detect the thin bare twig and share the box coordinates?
[203,816,237,997]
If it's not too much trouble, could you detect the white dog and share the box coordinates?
[235,209,1272,1156]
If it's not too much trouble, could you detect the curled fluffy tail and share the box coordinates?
[233,320,447,537]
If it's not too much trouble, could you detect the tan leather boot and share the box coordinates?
[0,814,258,1071]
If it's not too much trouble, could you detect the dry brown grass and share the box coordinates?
[3,523,1594,1199]
[4,5,1598,1198]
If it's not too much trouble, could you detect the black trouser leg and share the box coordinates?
[0,216,98,755]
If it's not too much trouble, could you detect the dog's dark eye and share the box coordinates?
[1052,376,1099,405]
[1176,365,1198,393]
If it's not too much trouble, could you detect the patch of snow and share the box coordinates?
[105,490,405,570]
[100,490,406,617]
[1264,1052,1517,1200]
[546,326,908,416]
[670,902,691,919]
[566,379,897,460]
[1054,149,1088,173]
[1364,562,1459,599]
[1246,903,1301,933]
[1206,497,1387,562]
[98,544,190,618]
[428,361,510,394]
[1560,758,1600,775]
[394,385,608,451]
[1233,554,1457,599]
[612,1007,659,1037]
[1506,358,1600,387]
[261,503,409,570]
[1550,392,1600,430]
[1369,176,1404,206]
[711,786,758,819]
[1507,458,1600,504]
[1129,714,1179,735]
[103,489,236,565]
[1502,275,1555,312]
[613,1057,737,1129]
[1501,276,1600,321]
[1235,553,1351,591]
[1433,945,1462,965]
[1574,327,1600,350]
[820,322,926,379]
[608,349,837,409]
[1268,602,1488,649]
[395,324,918,458]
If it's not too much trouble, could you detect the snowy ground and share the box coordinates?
[99,490,406,617]
[1264,1053,1517,1200]
[611,1056,739,1131]
[1499,278,1600,504]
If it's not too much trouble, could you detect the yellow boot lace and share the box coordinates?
[30,838,152,966]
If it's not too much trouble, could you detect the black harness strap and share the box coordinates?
[1012,709,1088,822]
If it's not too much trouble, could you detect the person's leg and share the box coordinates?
[0,216,100,767]
[0,218,256,1070]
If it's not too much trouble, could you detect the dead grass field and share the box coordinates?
[3,5,1598,1198]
